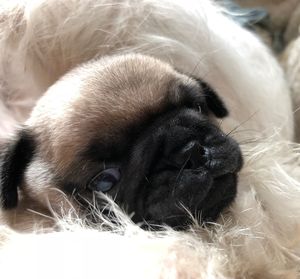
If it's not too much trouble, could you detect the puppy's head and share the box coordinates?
[0,54,242,229]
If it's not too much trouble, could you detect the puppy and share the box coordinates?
[0,53,242,228]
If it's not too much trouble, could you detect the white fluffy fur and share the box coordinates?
[0,0,300,278]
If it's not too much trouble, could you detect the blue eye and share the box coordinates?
[88,168,121,192]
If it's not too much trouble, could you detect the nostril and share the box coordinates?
[188,142,208,169]
[190,142,206,157]
[172,141,208,169]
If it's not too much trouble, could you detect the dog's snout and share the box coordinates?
[204,144,243,177]
[170,141,208,169]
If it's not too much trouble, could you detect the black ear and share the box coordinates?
[0,129,35,209]
[198,80,229,118]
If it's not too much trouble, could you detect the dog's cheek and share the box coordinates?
[143,169,213,225]
[199,173,237,222]
[0,129,35,209]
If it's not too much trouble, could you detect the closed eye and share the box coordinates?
[87,168,121,193]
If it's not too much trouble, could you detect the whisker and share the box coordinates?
[144,175,150,184]
[190,56,205,76]
[238,139,261,146]
[226,128,258,136]
[217,118,224,129]
[226,110,259,137]
[175,152,192,182]
[26,209,56,221]
[293,106,300,115]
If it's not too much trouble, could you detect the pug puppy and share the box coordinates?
[0,53,242,229]
[0,0,293,233]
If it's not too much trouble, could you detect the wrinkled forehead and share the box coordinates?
[26,54,202,168]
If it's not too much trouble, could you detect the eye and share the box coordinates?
[88,168,121,192]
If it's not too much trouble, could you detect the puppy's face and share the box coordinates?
[0,54,242,229]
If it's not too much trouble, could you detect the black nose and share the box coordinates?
[171,141,208,169]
